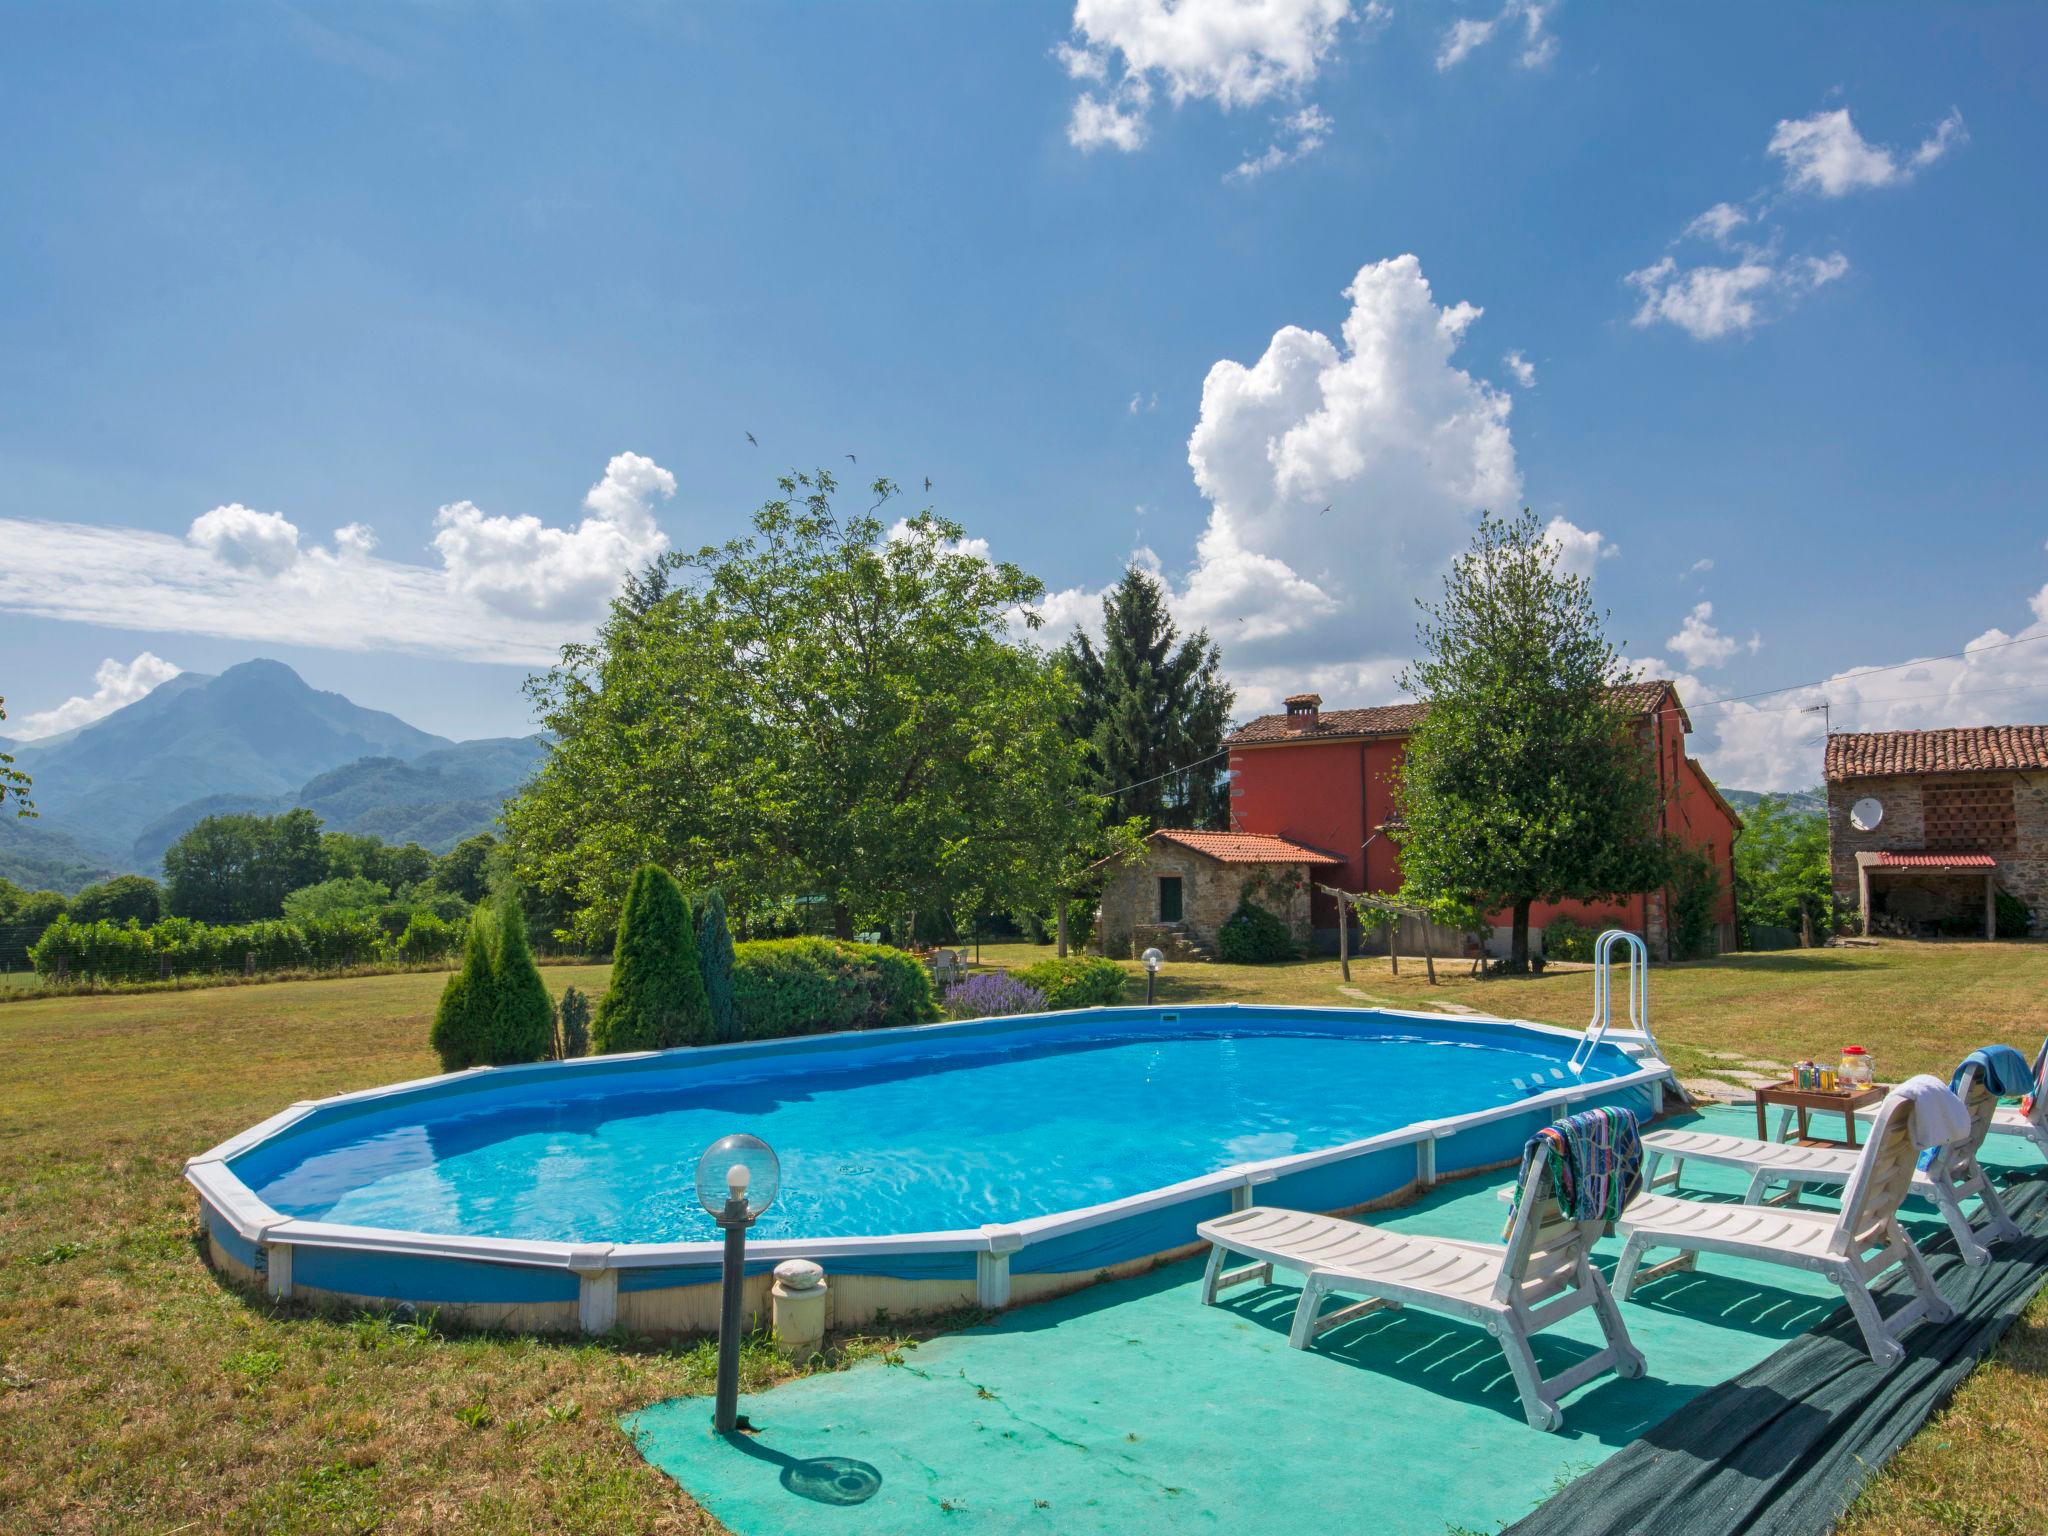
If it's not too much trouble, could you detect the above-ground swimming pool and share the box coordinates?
[189,1004,1670,1335]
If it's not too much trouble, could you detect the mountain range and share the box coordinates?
[2,660,547,892]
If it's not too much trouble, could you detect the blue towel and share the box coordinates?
[1515,1106,1643,1222]
[1952,1045,2035,1098]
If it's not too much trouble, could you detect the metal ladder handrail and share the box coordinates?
[1568,928,1654,1074]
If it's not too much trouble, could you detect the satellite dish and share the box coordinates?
[1850,796,1884,832]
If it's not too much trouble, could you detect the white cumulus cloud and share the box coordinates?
[187,504,303,576]
[1664,601,1759,670]
[1502,349,1536,388]
[432,451,674,620]
[1060,0,1354,155]
[333,522,378,558]
[1768,106,1967,198]
[1035,254,1562,720]
[1543,516,1614,581]
[11,652,184,740]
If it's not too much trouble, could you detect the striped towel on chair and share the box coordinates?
[1515,1106,1644,1224]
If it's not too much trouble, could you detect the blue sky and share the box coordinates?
[3,2,2045,788]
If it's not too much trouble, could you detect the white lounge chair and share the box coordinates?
[1195,1147,1645,1432]
[1614,1092,1954,1371]
[1984,1043,2048,1160]
[1640,1065,2022,1266]
[1855,1044,2048,1162]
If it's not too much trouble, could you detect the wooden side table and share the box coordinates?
[1754,1081,1887,1148]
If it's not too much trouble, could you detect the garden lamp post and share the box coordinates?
[695,1132,780,1434]
[1141,946,1164,1005]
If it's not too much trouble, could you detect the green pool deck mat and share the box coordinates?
[623,1105,2045,1536]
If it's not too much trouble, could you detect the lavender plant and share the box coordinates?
[942,971,1047,1020]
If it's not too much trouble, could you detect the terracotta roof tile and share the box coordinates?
[1825,726,2048,782]
[1226,679,1678,746]
[1150,829,1343,864]
[1870,851,1997,869]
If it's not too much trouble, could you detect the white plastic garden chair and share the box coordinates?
[1854,1043,2048,1161]
[1985,1041,2048,1159]
[1614,1092,1954,1371]
[1195,1147,1646,1432]
[1639,1064,2022,1266]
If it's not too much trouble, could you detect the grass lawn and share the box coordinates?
[2,942,2045,1532]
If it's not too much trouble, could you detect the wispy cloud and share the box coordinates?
[0,452,675,666]
[1226,104,1334,182]
[1768,106,1967,197]
[1626,101,1963,342]
[1437,1,1557,72]
[1502,349,1536,387]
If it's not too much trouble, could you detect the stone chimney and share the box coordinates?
[1283,692,1322,734]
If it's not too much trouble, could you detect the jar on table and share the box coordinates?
[1839,1045,1873,1090]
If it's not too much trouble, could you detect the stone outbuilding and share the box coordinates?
[1095,829,1340,960]
[1825,725,2048,938]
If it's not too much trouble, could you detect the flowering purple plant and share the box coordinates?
[942,971,1048,1020]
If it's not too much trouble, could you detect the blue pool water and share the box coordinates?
[238,1012,1628,1245]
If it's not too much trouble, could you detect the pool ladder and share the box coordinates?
[1567,929,1656,1074]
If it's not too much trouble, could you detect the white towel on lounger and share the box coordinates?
[1890,1073,1971,1150]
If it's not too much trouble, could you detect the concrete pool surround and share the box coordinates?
[186,1003,1671,1335]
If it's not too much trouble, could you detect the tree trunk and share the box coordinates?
[1056,900,1069,959]
[832,903,854,941]
[1509,898,1532,974]
[1798,898,1814,950]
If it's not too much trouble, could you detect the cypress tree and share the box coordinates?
[490,891,556,1063]
[593,863,709,1052]
[696,887,741,1043]
[430,910,500,1070]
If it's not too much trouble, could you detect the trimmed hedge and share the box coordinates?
[30,910,461,982]
[728,938,937,1039]
[1216,898,1295,963]
[1013,955,1125,1010]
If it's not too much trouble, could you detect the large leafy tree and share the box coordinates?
[68,875,163,926]
[508,471,1106,942]
[163,808,328,922]
[1062,567,1235,830]
[1396,510,1666,972]
[1733,792,1832,945]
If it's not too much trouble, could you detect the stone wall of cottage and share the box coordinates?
[1097,849,1315,957]
[1827,771,2048,929]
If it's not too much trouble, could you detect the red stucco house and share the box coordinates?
[1222,680,1742,957]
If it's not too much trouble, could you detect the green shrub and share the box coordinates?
[696,888,741,1044]
[1013,955,1125,1010]
[398,911,461,963]
[488,894,555,1065]
[1996,888,2033,939]
[1665,839,1723,960]
[729,938,937,1039]
[593,864,708,1053]
[431,914,499,1071]
[1215,898,1294,963]
[555,985,591,1058]
[1541,917,1599,963]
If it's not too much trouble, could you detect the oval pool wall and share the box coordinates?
[186,1003,1672,1336]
